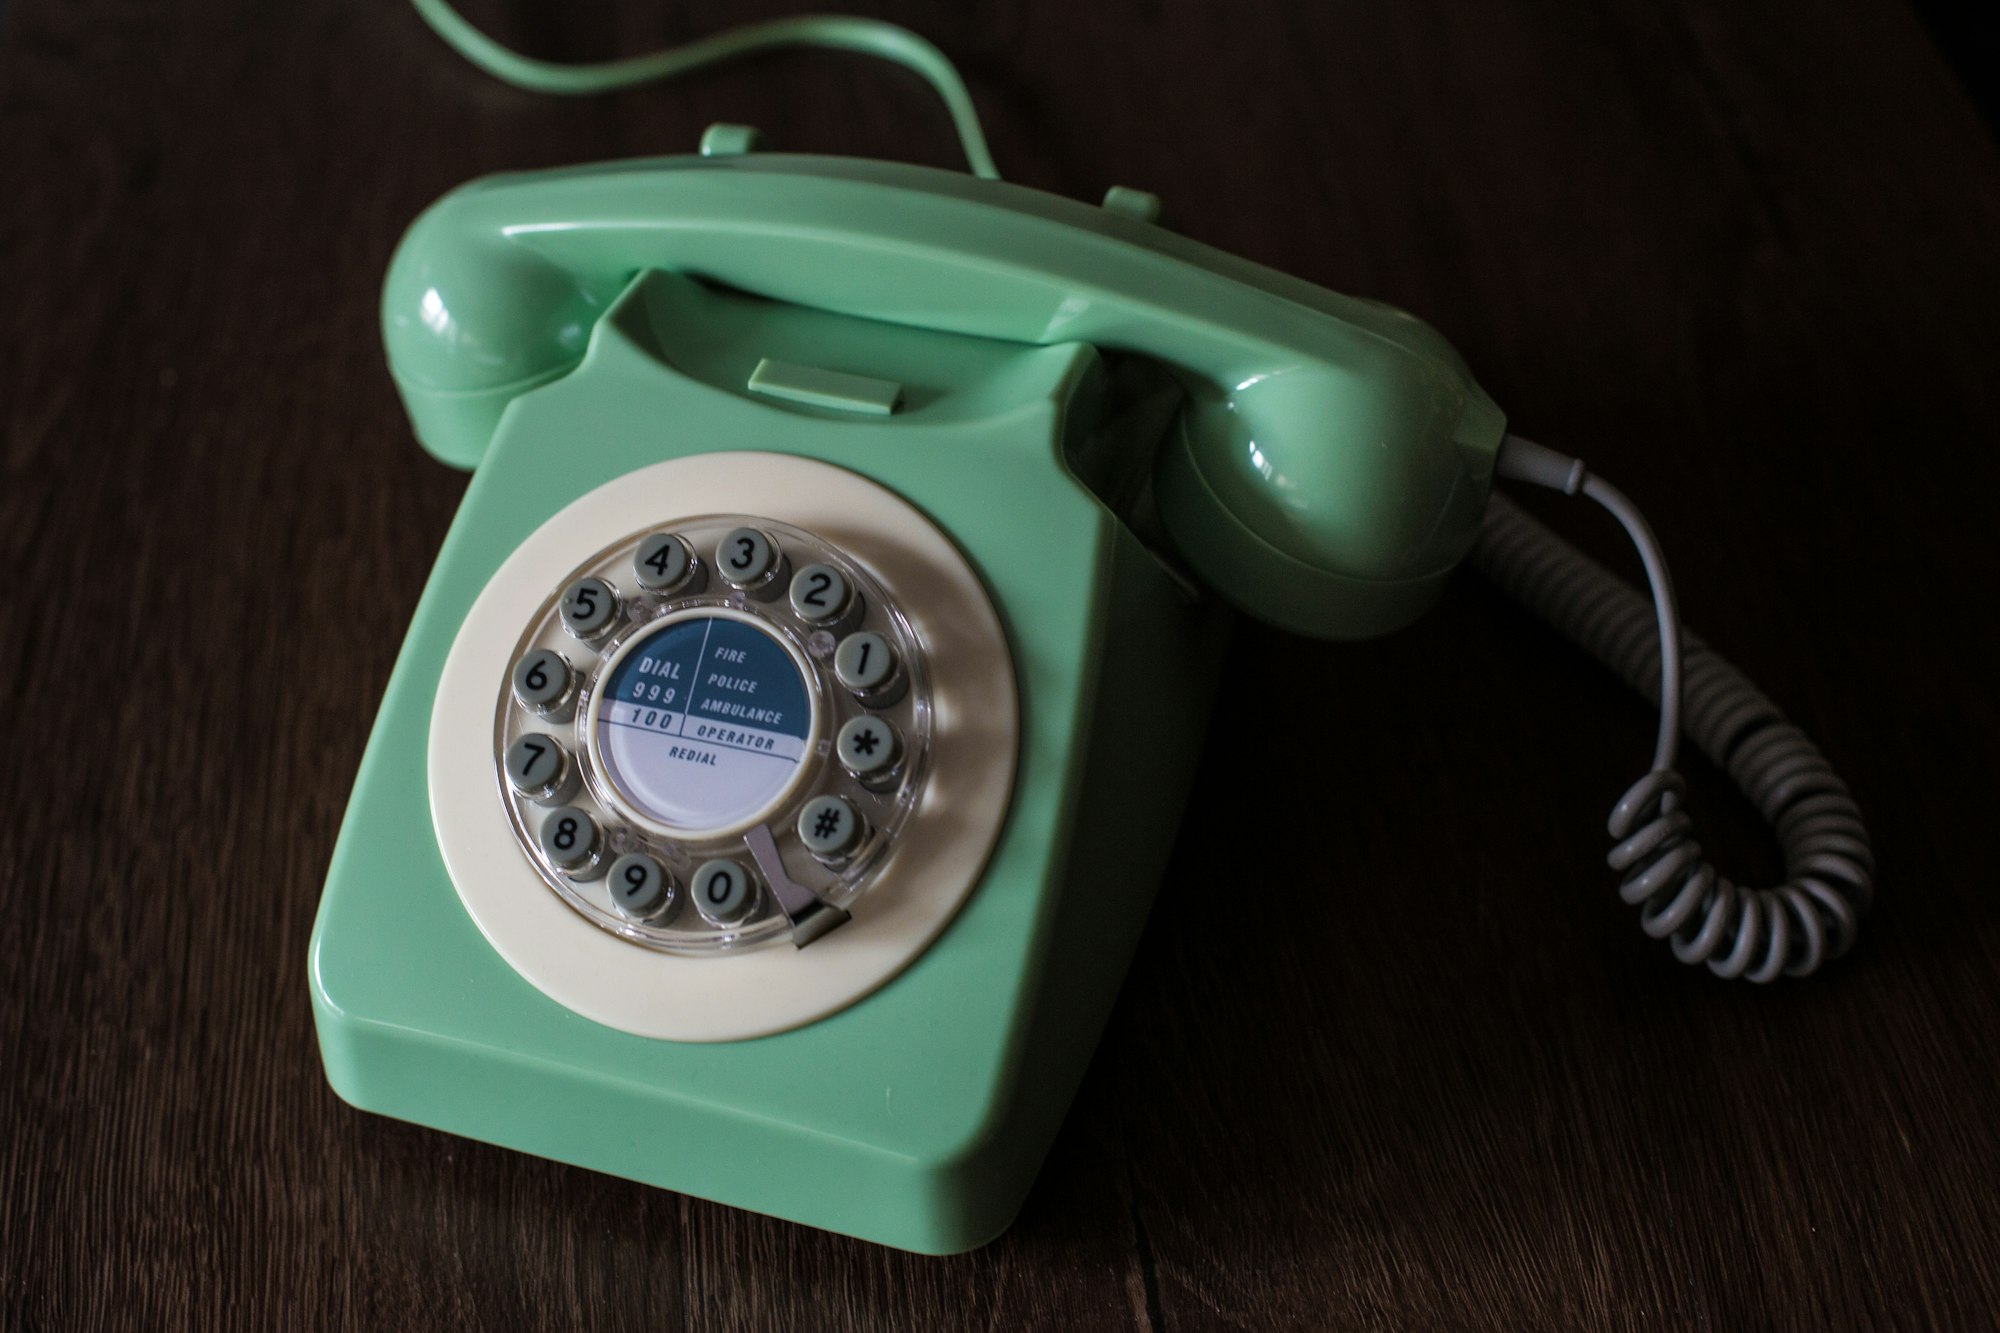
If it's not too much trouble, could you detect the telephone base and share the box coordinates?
[311,270,1230,1251]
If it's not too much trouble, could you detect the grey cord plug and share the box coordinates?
[1472,435,1874,980]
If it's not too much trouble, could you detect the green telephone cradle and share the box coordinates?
[308,143,1504,1253]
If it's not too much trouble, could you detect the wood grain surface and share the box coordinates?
[5,1,1998,1328]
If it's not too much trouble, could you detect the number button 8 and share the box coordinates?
[537,805,601,875]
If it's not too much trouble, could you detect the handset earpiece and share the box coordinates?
[1150,317,1506,639]
[381,205,626,468]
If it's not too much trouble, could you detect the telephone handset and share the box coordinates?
[311,11,1872,1255]
[382,152,1503,638]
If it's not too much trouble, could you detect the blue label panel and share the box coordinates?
[594,616,813,832]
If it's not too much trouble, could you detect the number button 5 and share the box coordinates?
[559,576,621,639]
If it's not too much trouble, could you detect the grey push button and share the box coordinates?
[504,733,578,804]
[714,527,783,593]
[608,852,672,919]
[512,649,572,714]
[747,357,902,416]
[538,806,601,874]
[797,795,865,861]
[692,858,756,926]
[834,715,902,787]
[833,631,905,704]
[788,563,854,624]
[634,533,698,593]
[559,577,620,639]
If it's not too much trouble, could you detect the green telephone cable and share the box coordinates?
[408,0,1000,180]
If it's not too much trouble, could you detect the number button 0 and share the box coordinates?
[503,733,579,804]
[713,527,781,592]
[607,852,672,919]
[691,858,756,926]
[559,576,620,639]
[833,631,905,704]
[537,805,602,875]
[633,533,697,593]
[788,562,854,624]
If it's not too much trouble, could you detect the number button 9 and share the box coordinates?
[559,576,620,639]
[691,859,756,926]
[607,852,672,919]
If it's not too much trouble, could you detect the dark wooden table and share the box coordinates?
[6,1,1998,1327]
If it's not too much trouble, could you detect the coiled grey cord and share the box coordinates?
[1473,436,1874,980]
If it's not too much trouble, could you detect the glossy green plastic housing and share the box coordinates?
[314,268,1229,1252]
[317,152,1503,1250]
[382,154,1503,639]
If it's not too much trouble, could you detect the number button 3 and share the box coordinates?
[713,527,785,596]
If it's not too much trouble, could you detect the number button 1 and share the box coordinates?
[504,733,579,804]
[833,631,905,704]
[691,859,756,926]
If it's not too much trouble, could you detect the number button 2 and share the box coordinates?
[787,562,854,624]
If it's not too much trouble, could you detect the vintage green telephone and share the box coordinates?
[309,7,1874,1252]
